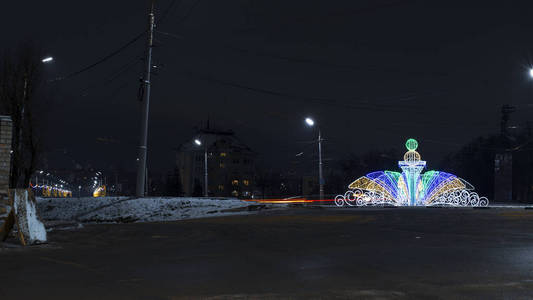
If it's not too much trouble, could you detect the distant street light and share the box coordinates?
[194,138,208,197]
[41,56,53,63]
[305,117,324,200]
[529,68,533,78]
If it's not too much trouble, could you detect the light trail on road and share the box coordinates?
[244,198,335,204]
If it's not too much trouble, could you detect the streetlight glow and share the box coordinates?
[42,56,53,63]
[305,117,315,127]
[194,139,202,146]
[529,68,533,78]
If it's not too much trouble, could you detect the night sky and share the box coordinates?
[3,0,533,174]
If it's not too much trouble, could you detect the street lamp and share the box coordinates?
[305,117,324,200]
[193,138,208,197]
[41,56,54,63]
[529,68,533,79]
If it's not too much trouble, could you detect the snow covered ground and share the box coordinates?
[36,197,261,223]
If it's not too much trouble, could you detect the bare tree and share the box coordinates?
[0,44,43,188]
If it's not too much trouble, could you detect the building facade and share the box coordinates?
[176,128,256,197]
[0,116,13,238]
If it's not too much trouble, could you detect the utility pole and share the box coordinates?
[136,1,155,197]
[204,145,208,197]
[318,129,324,200]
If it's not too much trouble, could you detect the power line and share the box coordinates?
[51,31,147,82]
[157,29,448,78]
[159,0,182,25]
[175,0,201,26]
[185,70,435,113]
[50,0,183,83]
[80,54,143,97]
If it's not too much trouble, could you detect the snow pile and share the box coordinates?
[24,198,47,243]
[37,197,128,221]
[14,190,47,244]
[37,197,255,223]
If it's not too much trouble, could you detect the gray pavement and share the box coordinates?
[1,206,533,299]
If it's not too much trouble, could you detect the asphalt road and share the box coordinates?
[2,206,533,299]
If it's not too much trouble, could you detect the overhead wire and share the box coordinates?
[80,54,143,97]
[51,0,184,83]
[184,70,438,114]
[51,31,146,82]
[157,29,447,79]
[158,0,182,25]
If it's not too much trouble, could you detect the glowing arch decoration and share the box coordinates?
[335,139,489,207]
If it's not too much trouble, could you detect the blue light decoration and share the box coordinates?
[335,139,489,207]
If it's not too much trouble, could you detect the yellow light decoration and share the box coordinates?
[425,177,466,204]
[403,150,421,163]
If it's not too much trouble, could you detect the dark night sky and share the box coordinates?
[3,1,533,174]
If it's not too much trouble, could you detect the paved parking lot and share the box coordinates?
[2,206,533,299]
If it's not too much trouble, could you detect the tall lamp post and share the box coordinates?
[305,117,324,200]
[194,138,208,197]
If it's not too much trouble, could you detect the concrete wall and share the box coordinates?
[0,116,12,201]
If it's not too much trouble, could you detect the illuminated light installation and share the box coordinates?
[93,185,106,197]
[335,139,489,207]
[30,183,72,197]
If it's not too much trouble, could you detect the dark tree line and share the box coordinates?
[437,136,502,200]
[0,44,43,188]
[439,128,533,202]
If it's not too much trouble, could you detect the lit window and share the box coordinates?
[243,180,250,186]
[219,163,225,168]
[232,179,239,186]
[218,185,224,191]
[220,152,227,157]
[231,190,239,196]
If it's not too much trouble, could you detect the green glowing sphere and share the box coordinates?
[405,138,418,151]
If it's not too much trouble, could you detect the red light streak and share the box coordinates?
[244,198,335,204]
